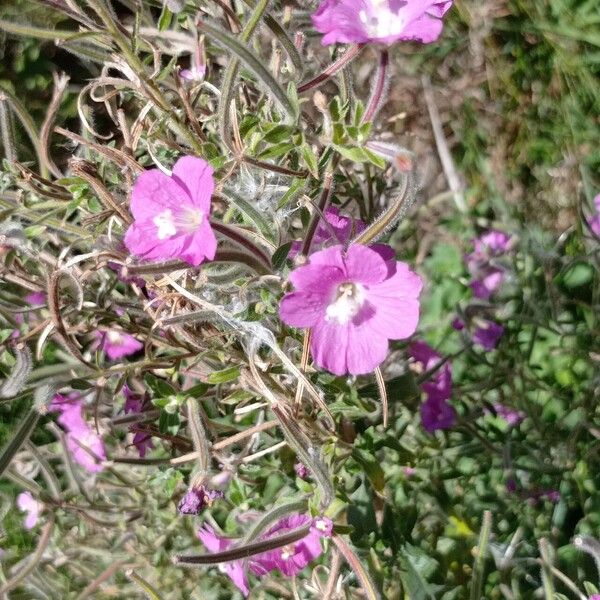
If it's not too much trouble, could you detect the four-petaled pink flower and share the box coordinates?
[51,394,106,473]
[280,243,422,376]
[289,206,365,259]
[410,341,455,432]
[198,514,332,597]
[95,330,143,361]
[123,385,154,458]
[465,230,511,300]
[124,156,217,266]
[16,492,41,529]
[312,0,453,46]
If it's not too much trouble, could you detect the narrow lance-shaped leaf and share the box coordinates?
[196,21,297,120]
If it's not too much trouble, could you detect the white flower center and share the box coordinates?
[280,544,296,560]
[325,282,366,325]
[152,207,204,240]
[314,518,328,532]
[153,209,178,240]
[107,331,123,344]
[359,2,405,39]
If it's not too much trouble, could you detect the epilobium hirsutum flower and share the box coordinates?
[410,341,455,432]
[124,156,217,266]
[453,317,504,351]
[312,0,454,46]
[288,206,365,259]
[465,230,511,300]
[123,385,153,458]
[254,515,332,577]
[472,319,504,351]
[197,514,332,596]
[280,244,422,376]
[50,394,106,472]
[16,492,41,529]
[95,330,143,361]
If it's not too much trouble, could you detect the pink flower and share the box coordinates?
[410,341,455,432]
[489,403,524,426]
[16,492,41,529]
[25,291,46,306]
[180,65,206,82]
[51,394,106,473]
[288,206,365,259]
[294,461,310,480]
[124,156,217,267]
[312,0,453,46]
[472,320,504,351]
[255,514,331,577]
[197,514,332,596]
[123,385,154,458]
[95,330,143,361]
[198,525,251,596]
[465,230,511,300]
[588,194,600,237]
[280,244,422,376]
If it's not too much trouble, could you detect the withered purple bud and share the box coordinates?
[178,486,224,515]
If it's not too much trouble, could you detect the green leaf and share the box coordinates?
[399,544,444,600]
[333,144,371,163]
[352,447,385,492]
[301,142,319,178]
[272,242,293,271]
[144,373,176,397]
[185,382,210,398]
[208,365,240,384]
[158,6,173,31]
[159,410,180,436]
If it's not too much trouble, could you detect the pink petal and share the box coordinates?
[345,322,389,374]
[398,13,444,43]
[171,156,214,212]
[305,245,347,272]
[279,291,330,328]
[124,220,188,262]
[343,244,388,284]
[366,262,423,339]
[310,320,350,376]
[130,169,189,222]
[288,263,344,292]
[179,219,217,266]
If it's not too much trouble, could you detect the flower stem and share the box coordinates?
[300,171,334,257]
[351,171,417,246]
[362,49,389,124]
[298,44,364,94]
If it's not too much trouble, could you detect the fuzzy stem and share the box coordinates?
[298,44,364,94]
[300,171,333,256]
[0,95,16,164]
[210,220,273,271]
[362,49,389,124]
[351,172,417,246]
